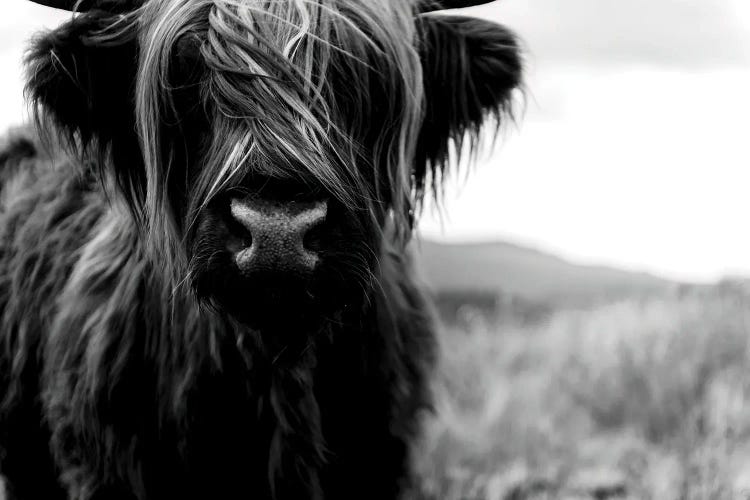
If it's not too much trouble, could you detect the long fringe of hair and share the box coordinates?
[132,0,424,284]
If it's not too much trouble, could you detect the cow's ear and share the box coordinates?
[415,15,523,199]
[26,11,143,199]
[26,12,139,162]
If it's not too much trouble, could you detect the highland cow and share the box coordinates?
[0,0,522,498]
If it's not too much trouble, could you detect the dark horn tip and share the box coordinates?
[27,0,96,11]
[418,0,496,13]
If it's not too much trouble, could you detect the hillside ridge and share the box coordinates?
[414,239,678,306]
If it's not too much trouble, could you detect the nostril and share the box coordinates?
[224,202,254,252]
[302,221,325,253]
[229,198,263,238]
[299,201,327,251]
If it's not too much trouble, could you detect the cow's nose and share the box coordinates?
[229,197,327,276]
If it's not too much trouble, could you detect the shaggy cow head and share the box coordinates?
[26,0,521,334]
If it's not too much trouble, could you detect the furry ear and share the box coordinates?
[415,15,523,201]
[25,11,144,205]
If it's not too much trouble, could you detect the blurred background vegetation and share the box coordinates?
[413,241,750,499]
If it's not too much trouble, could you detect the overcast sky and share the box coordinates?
[1,0,749,281]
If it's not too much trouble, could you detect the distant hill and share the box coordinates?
[414,239,678,308]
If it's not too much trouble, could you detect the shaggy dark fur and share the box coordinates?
[0,1,522,499]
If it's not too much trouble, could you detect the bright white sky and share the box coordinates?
[1,0,749,282]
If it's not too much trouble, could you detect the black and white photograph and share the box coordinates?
[0,0,749,498]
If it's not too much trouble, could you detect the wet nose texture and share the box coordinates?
[229,197,327,276]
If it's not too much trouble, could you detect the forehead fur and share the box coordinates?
[136,0,424,226]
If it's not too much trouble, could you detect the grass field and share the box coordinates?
[414,285,750,499]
